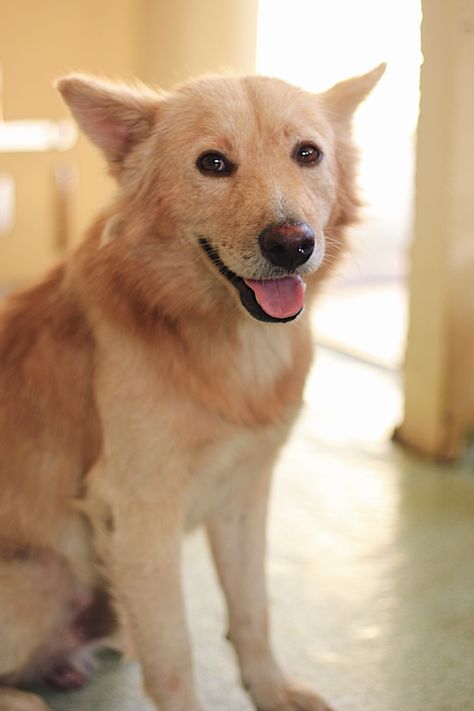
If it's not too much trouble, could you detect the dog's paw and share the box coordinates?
[255,683,335,711]
[0,689,52,711]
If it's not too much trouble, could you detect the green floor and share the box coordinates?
[37,348,474,711]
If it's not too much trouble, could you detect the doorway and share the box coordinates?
[257,0,422,371]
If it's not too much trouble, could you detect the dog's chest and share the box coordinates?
[184,422,286,530]
[181,324,302,528]
[234,320,294,391]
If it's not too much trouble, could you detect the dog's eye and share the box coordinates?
[293,143,323,166]
[197,151,235,177]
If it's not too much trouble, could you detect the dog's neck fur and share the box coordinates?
[61,207,315,429]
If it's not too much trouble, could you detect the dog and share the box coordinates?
[0,64,384,711]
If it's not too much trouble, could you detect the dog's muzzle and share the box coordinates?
[198,225,311,323]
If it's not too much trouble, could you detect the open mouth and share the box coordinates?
[198,238,305,323]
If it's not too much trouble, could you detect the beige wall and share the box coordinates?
[397,0,474,459]
[0,0,143,282]
[141,0,258,87]
[0,0,258,283]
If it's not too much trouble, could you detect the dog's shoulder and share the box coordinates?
[0,265,100,477]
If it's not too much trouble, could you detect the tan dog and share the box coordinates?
[0,65,384,711]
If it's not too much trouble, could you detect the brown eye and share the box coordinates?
[197,151,235,176]
[293,143,323,166]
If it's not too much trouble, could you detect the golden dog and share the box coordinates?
[0,65,384,711]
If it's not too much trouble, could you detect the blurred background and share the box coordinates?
[1,2,474,711]
[1,0,473,458]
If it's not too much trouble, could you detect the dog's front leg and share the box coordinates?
[87,338,205,711]
[207,463,334,711]
[93,482,202,711]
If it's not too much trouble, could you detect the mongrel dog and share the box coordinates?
[0,64,384,711]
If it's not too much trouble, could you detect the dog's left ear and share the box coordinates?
[321,63,386,119]
[56,75,160,174]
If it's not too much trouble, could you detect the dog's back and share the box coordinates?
[0,266,100,546]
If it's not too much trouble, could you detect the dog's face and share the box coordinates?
[154,77,337,323]
[58,67,384,323]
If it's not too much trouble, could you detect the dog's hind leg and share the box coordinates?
[0,551,69,711]
[0,546,110,702]
[0,549,72,678]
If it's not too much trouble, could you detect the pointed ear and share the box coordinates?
[322,63,386,118]
[56,74,160,169]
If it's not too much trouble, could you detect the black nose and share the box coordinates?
[258,222,315,270]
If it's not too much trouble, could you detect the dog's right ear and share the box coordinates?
[56,75,160,172]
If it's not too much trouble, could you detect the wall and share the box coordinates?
[141,0,258,87]
[0,0,144,282]
[0,0,258,283]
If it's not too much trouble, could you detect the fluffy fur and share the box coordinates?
[0,65,384,711]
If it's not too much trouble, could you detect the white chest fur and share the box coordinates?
[89,316,302,532]
[235,319,294,391]
[182,321,297,528]
[184,416,294,530]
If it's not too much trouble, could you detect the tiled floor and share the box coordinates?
[33,347,474,711]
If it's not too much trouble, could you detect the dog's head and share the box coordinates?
[57,67,384,324]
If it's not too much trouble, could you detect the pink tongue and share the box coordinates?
[243,275,305,319]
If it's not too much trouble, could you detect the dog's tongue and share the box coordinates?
[243,276,305,319]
